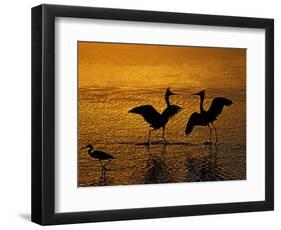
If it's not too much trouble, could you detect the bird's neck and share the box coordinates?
[199,94,205,113]
[165,95,171,107]
[87,146,93,155]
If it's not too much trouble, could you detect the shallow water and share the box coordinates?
[78,86,246,187]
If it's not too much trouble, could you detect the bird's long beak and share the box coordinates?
[170,92,178,96]
[192,92,200,96]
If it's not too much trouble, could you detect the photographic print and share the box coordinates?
[32,5,274,224]
[78,42,246,187]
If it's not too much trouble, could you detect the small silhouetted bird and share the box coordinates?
[129,88,182,144]
[185,90,233,144]
[81,144,114,169]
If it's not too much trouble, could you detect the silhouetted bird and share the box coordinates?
[129,88,182,144]
[81,144,114,169]
[185,90,233,144]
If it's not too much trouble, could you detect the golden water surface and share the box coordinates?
[78,42,246,187]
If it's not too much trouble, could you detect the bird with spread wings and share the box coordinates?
[129,88,182,145]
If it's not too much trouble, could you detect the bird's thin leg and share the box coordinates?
[99,159,104,170]
[162,127,167,144]
[208,124,212,144]
[101,166,106,182]
[147,129,153,145]
[103,160,111,167]
[211,122,218,144]
[103,159,112,170]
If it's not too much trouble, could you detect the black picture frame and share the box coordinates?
[31,4,274,225]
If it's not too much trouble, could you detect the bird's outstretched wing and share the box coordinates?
[185,112,201,135]
[129,105,162,126]
[162,105,182,118]
[185,112,208,135]
[208,97,233,119]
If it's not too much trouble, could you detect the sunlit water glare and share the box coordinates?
[78,85,246,186]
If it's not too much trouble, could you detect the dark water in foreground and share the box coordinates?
[78,87,246,187]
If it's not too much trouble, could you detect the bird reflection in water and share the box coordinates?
[185,145,231,182]
[143,146,172,184]
[98,166,109,186]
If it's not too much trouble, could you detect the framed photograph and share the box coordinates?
[31,4,274,225]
